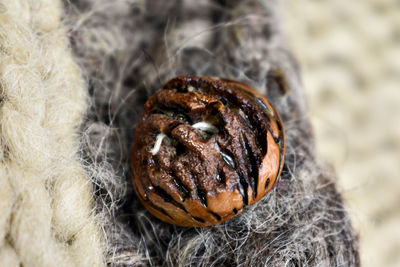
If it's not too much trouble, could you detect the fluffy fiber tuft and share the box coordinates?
[0,0,360,266]
[64,0,359,266]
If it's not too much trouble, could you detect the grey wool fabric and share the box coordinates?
[0,0,359,266]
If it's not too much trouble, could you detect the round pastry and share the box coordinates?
[131,76,285,227]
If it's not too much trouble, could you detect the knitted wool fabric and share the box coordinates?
[0,0,360,266]
[0,0,103,266]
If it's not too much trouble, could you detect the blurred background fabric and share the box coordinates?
[284,0,400,266]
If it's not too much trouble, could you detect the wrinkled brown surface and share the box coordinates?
[131,76,285,226]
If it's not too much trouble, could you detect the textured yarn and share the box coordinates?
[65,0,359,266]
[0,0,360,266]
[0,0,103,266]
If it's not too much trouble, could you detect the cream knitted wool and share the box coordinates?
[0,0,103,266]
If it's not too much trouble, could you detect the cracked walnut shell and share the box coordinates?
[131,76,286,227]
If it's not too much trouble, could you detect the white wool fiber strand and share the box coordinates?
[0,0,104,266]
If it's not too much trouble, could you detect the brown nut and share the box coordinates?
[130,75,285,227]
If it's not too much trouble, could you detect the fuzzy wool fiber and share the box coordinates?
[0,0,359,266]
[0,0,104,266]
